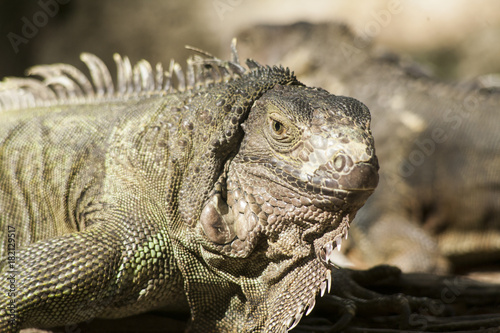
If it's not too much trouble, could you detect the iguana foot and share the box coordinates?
[294,265,500,332]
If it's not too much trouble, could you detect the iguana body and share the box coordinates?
[0,43,378,332]
[238,23,500,274]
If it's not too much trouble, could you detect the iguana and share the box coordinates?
[2,40,500,333]
[238,22,500,275]
[0,39,382,332]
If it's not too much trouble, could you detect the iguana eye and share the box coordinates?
[265,114,300,151]
[271,119,286,136]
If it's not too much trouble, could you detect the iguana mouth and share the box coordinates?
[241,155,377,212]
[266,156,378,190]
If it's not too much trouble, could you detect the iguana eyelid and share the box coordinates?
[267,113,294,137]
[269,117,286,136]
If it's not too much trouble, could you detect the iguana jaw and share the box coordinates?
[217,141,377,257]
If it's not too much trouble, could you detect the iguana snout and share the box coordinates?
[336,157,379,190]
[300,123,379,197]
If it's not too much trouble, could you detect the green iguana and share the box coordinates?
[1,41,500,333]
[0,40,381,332]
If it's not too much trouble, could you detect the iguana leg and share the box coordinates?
[0,223,124,332]
[0,218,177,332]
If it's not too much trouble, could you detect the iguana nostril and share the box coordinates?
[345,155,354,169]
[333,154,346,172]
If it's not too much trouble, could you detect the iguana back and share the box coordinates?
[1,96,162,249]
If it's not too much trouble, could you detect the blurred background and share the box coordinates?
[1,0,499,81]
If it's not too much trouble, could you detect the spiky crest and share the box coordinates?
[0,39,266,111]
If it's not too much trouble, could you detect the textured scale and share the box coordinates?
[0,41,378,332]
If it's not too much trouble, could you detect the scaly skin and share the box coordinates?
[0,46,378,332]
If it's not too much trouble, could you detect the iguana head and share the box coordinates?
[199,83,378,331]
